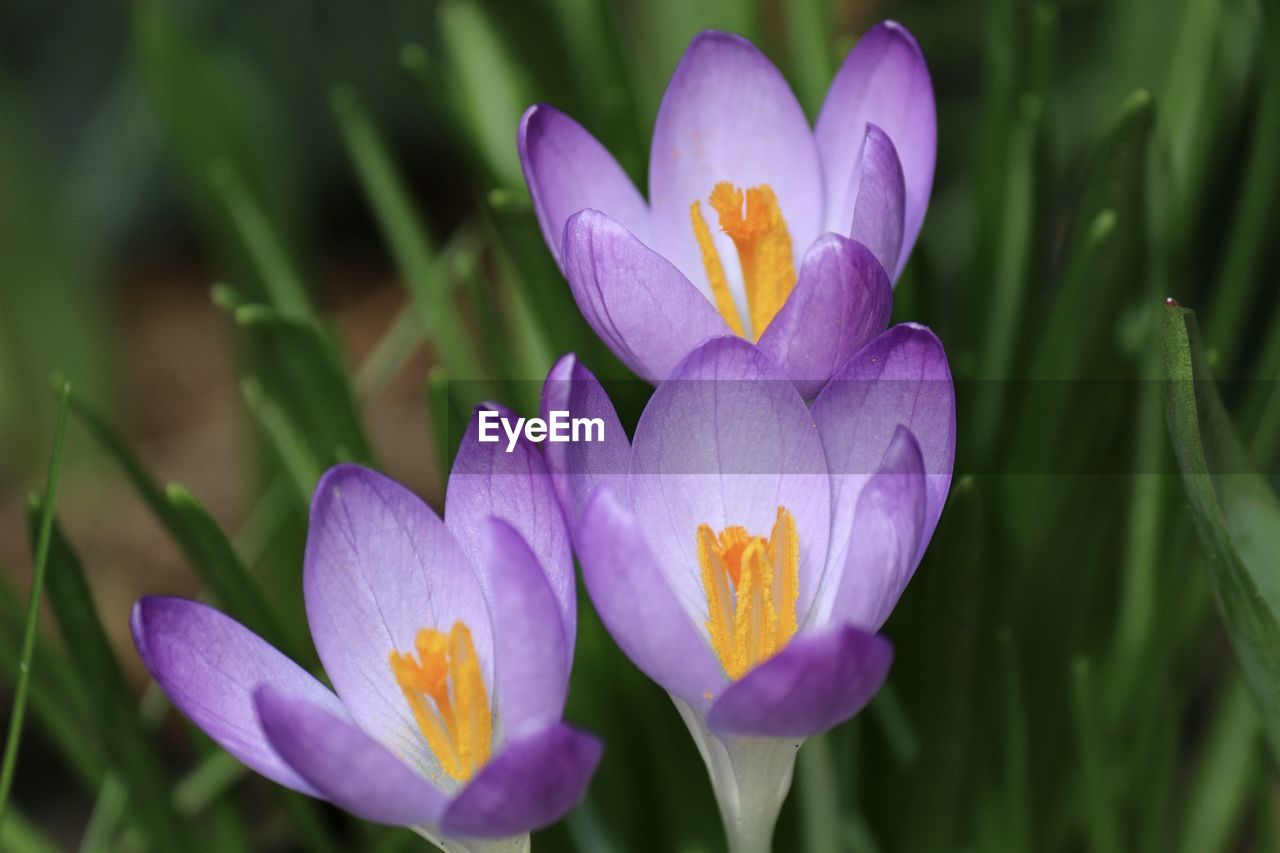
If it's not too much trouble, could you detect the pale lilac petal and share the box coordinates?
[131,596,343,796]
[440,723,603,839]
[446,405,574,649]
[827,427,927,631]
[304,464,493,775]
[254,685,446,825]
[757,233,892,399]
[561,209,732,383]
[816,21,935,276]
[707,624,892,737]
[576,488,725,706]
[649,31,823,300]
[518,104,651,265]
[629,337,830,627]
[810,324,955,587]
[482,519,568,740]
[848,125,906,277]
[539,353,631,529]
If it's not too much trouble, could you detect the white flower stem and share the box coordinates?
[672,697,803,853]
[410,826,530,853]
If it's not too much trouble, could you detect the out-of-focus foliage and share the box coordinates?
[1,0,1278,851]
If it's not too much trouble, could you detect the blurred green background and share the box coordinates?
[2,0,1279,850]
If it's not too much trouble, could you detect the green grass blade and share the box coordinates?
[997,627,1032,852]
[164,484,299,658]
[427,366,463,477]
[1106,337,1171,721]
[1031,90,1153,380]
[0,383,70,830]
[1070,657,1120,853]
[973,94,1042,457]
[783,0,833,117]
[1177,676,1260,853]
[131,0,297,289]
[329,85,489,391]
[1163,302,1280,759]
[25,508,187,849]
[208,159,316,325]
[0,807,61,853]
[232,303,373,468]
[436,0,532,189]
[242,376,325,500]
[62,386,293,653]
[1205,39,1280,370]
[0,573,105,790]
[797,733,840,853]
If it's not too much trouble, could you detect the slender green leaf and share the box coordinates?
[164,484,296,657]
[797,734,840,853]
[233,303,373,468]
[436,0,533,188]
[26,508,187,849]
[1206,35,1280,370]
[1178,676,1261,853]
[973,95,1042,456]
[329,84,489,392]
[0,808,60,853]
[208,158,316,325]
[1032,89,1152,379]
[427,366,462,477]
[783,0,833,117]
[0,384,70,829]
[868,685,920,768]
[242,376,325,500]
[62,385,291,653]
[998,627,1032,853]
[132,0,296,289]
[1163,303,1280,758]
[1070,657,1120,853]
[0,573,105,788]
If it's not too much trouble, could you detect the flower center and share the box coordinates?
[690,182,797,341]
[389,621,492,782]
[697,507,799,680]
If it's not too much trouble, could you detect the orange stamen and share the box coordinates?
[389,621,492,782]
[698,507,799,680]
[690,182,797,340]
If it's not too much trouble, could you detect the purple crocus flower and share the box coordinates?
[130,417,599,853]
[520,22,934,396]
[541,328,954,851]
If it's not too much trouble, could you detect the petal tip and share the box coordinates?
[870,19,923,54]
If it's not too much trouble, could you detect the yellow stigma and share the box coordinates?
[690,182,797,341]
[389,621,492,782]
[698,507,799,680]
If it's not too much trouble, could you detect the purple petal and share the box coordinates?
[648,31,823,298]
[707,624,893,737]
[848,125,906,277]
[482,518,568,740]
[828,427,927,630]
[440,723,603,839]
[518,104,651,266]
[304,464,494,775]
[130,596,344,796]
[811,324,954,581]
[815,21,935,277]
[539,353,631,529]
[254,685,446,825]
[576,488,725,706]
[561,209,732,383]
[629,337,830,626]
[446,405,574,651]
[757,233,893,399]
